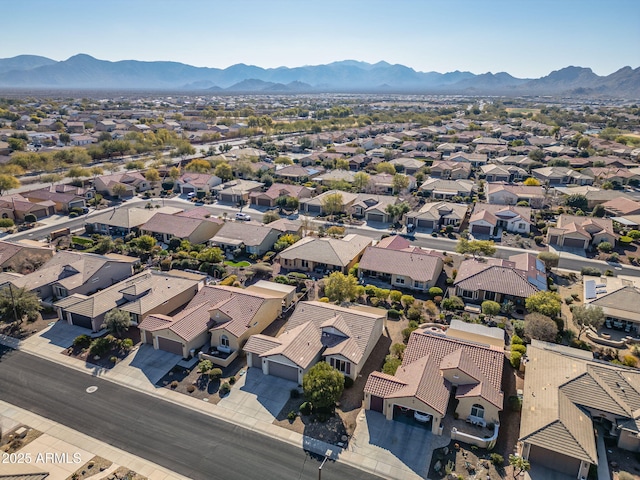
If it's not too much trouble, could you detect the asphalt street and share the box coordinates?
[0,347,379,480]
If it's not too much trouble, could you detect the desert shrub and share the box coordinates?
[229,376,236,385]
[219,382,231,396]
[619,236,633,244]
[510,351,522,369]
[581,266,602,276]
[209,368,223,379]
[0,218,14,228]
[512,320,525,338]
[287,410,297,421]
[73,334,92,348]
[511,334,524,345]
[511,344,527,355]
[220,274,237,286]
[387,309,401,319]
[597,242,613,253]
[406,306,422,321]
[170,380,178,389]
[490,453,504,465]
[508,395,523,411]
[533,236,544,245]
[319,297,330,303]
[187,385,196,393]
[89,336,113,357]
[110,356,118,364]
[24,214,37,223]
[618,473,634,480]
[428,286,443,297]
[564,296,574,305]
[382,356,402,375]
[623,355,638,367]
[300,401,312,415]
[344,376,354,388]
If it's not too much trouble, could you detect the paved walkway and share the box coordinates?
[0,400,190,480]
[1,322,445,480]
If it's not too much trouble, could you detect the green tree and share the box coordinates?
[136,235,157,252]
[262,210,281,224]
[111,183,128,198]
[524,312,558,342]
[7,137,26,151]
[441,295,465,311]
[481,300,501,320]
[537,252,559,270]
[101,308,131,338]
[302,362,344,411]
[353,172,370,192]
[508,455,530,478]
[577,137,590,150]
[214,162,234,182]
[196,247,224,263]
[597,241,613,253]
[456,238,497,257]
[525,291,561,318]
[321,192,344,220]
[324,272,358,303]
[392,174,410,194]
[59,132,71,145]
[0,174,20,195]
[145,168,160,185]
[0,286,41,323]
[571,304,605,339]
[169,166,181,180]
[274,234,300,252]
[566,194,588,210]
[385,202,410,224]
[376,162,396,175]
[523,177,541,186]
[198,359,213,375]
[591,204,605,217]
[401,295,415,309]
[185,159,211,173]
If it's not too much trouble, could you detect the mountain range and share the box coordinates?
[0,54,638,98]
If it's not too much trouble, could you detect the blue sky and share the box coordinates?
[4,0,639,78]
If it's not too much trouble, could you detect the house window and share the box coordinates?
[53,285,68,298]
[470,404,485,419]
[330,358,351,375]
[485,291,496,301]
[301,260,309,268]
[220,335,229,347]
[395,276,405,285]
[414,281,423,289]
[461,290,473,299]
[518,223,525,230]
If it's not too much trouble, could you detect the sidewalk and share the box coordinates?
[0,324,429,480]
[0,399,190,480]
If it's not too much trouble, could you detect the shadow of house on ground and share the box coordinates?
[124,344,180,384]
[235,367,296,418]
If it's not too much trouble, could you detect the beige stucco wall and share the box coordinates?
[456,397,500,424]
[618,429,640,452]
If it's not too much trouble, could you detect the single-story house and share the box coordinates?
[546,215,615,250]
[389,157,425,175]
[358,236,443,291]
[140,283,286,363]
[299,190,359,216]
[480,164,526,183]
[278,234,371,275]
[0,194,56,220]
[368,173,416,195]
[519,340,640,478]
[245,301,386,384]
[532,167,593,186]
[404,201,468,231]
[430,160,472,180]
[454,253,546,307]
[210,222,281,256]
[583,275,640,335]
[419,178,475,199]
[94,172,150,196]
[487,183,545,208]
[249,183,312,208]
[88,206,181,236]
[213,180,264,205]
[55,269,204,332]
[365,325,504,436]
[140,212,223,244]
[469,204,531,236]
[176,173,222,195]
[23,187,86,214]
[350,194,398,223]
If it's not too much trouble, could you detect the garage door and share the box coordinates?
[528,445,580,476]
[71,313,93,330]
[307,205,321,214]
[471,225,492,235]
[417,219,434,228]
[549,235,559,245]
[367,213,385,223]
[268,361,299,382]
[370,395,384,412]
[181,187,195,194]
[257,198,272,207]
[564,237,586,248]
[250,353,261,368]
[157,337,184,356]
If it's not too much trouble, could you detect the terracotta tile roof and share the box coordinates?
[375,235,411,250]
[244,334,282,356]
[364,371,408,398]
[454,258,541,298]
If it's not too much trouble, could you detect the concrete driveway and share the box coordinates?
[217,368,296,424]
[110,344,181,387]
[349,410,450,479]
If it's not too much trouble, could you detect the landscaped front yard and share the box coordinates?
[63,329,140,370]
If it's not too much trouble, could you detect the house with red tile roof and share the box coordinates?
[245,301,385,384]
[364,326,504,437]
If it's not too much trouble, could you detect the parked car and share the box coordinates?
[235,212,251,221]
[414,411,432,423]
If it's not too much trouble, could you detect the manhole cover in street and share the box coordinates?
[86,386,98,393]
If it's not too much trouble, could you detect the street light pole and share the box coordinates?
[318,449,333,480]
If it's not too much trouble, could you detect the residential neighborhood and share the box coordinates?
[2,86,640,480]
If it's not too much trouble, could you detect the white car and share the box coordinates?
[235,212,251,221]
[414,411,432,423]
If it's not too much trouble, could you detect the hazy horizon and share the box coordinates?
[3,0,639,78]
